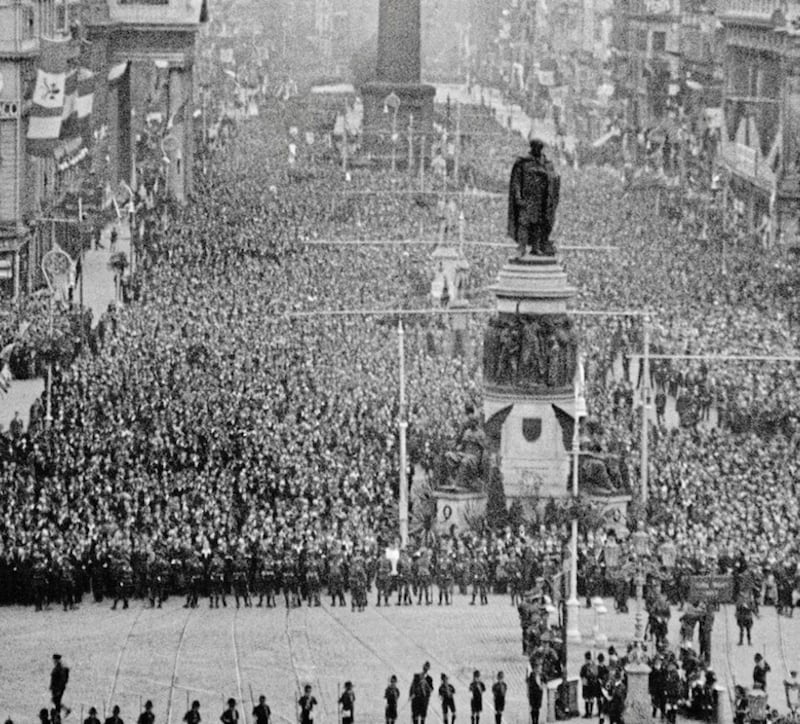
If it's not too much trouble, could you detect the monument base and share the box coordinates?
[485,388,575,500]
[432,487,487,533]
[624,663,652,724]
[361,81,435,165]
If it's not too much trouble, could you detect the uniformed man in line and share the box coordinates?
[147,551,169,608]
[396,549,413,606]
[304,553,321,607]
[209,553,227,609]
[436,553,454,606]
[328,552,347,607]
[58,557,77,611]
[182,701,201,724]
[470,556,488,606]
[350,555,367,612]
[282,552,301,608]
[375,554,392,607]
[184,552,204,609]
[416,548,433,606]
[32,553,49,611]
[232,551,252,609]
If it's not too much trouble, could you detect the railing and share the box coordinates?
[717,0,782,24]
[107,0,202,25]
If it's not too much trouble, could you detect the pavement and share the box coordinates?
[0,592,794,724]
[0,222,130,433]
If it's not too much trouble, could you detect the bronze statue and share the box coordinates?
[507,139,561,257]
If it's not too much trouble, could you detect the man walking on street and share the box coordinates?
[50,654,71,718]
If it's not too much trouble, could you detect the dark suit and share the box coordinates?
[508,153,561,256]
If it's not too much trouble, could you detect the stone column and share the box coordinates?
[624,662,652,724]
[361,0,435,166]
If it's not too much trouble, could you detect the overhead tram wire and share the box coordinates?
[300,239,618,251]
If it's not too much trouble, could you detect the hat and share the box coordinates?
[53,654,62,660]
[227,699,236,707]
[529,138,544,156]
[145,702,152,710]
[112,707,120,715]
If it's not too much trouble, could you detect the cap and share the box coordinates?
[53,654,62,660]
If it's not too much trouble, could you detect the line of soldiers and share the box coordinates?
[18,541,547,612]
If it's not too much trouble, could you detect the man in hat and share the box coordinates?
[220,699,238,724]
[50,654,70,718]
[104,706,123,724]
[507,138,561,257]
[84,709,100,724]
[339,681,355,724]
[137,702,154,724]
[385,675,400,724]
[753,654,771,690]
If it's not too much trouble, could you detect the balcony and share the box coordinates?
[717,0,782,26]
[107,0,203,28]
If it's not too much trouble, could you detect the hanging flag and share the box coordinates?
[0,361,11,394]
[199,0,209,22]
[107,61,129,82]
[27,37,72,157]
[60,68,78,139]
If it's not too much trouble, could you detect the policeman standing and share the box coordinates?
[339,682,355,724]
[137,702,155,724]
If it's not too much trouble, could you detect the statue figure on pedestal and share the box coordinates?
[507,139,561,257]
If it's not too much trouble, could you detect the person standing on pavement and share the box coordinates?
[220,699,239,724]
[182,701,201,724]
[753,654,771,690]
[84,708,101,724]
[137,701,154,724]
[492,672,507,724]
[298,685,317,724]
[384,675,400,724]
[528,663,544,724]
[469,670,486,724]
[339,682,355,724]
[50,654,71,718]
[252,696,270,724]
[104,706,123,724]
[439,674,456,724]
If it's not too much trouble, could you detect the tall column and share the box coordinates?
[361,0,435,166]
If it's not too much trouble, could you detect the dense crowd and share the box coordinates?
[1,19,800,614]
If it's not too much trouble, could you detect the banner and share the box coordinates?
[688,575,734,604]
[27,38,72,157]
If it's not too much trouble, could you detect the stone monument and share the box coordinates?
[361,0,435,164]
[483,140,579,500]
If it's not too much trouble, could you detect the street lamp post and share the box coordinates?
[566,376,582,642]
[384,91,400,174]
[640,315,651,507]
[398,319,409,547]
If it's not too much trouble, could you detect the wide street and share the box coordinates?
[1,594,796,724]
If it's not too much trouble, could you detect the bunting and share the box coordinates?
[27,38,72,157]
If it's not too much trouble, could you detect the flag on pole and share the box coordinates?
[27,37,72,157]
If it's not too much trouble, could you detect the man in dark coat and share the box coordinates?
[508,139,561,257]
[528,663,544,724]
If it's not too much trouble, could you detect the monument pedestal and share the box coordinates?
[483,256,578,502]
[433,487,487,533]
[361,81,435,165]
[624,663,652,724]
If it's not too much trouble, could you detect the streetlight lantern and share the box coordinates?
[632,527,649,558]
[603,538,620,569]
[660,540,677,568]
